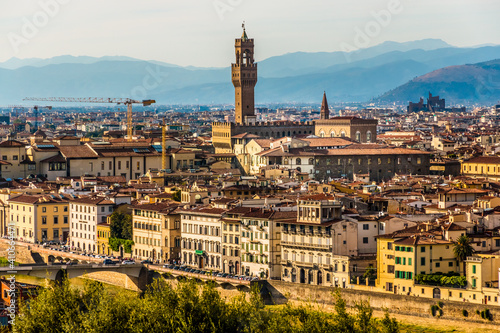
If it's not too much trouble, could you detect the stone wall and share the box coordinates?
[0,240,37,264]
[262,280,500,324]
[315,153,431,182]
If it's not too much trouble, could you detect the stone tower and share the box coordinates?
[232,24,257,125]
[320,91,329,120]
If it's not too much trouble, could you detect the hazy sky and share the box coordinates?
[1,0,499,67]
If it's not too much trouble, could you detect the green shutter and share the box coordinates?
[472,265,476,274]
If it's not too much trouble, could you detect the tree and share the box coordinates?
[109,211,132,240]
[453,234,474,276]
[363,266,376,281]
[172,190,181,202]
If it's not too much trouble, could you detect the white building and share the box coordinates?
[69,194,131,253]
[179,206,225,271]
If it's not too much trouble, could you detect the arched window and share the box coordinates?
[308,158,314,165]
[296,158,301,165]
[340,131,346,137]
[330,131,336,137]
[320,131,325,138]
[366,131,372,143]
[355,131,361,142]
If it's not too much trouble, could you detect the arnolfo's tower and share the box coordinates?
[232,23,257,125]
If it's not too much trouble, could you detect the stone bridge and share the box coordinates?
[0,264,149,291]
[147,265,254,289]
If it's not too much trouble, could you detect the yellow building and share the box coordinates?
[97,222,111,256]
[132,202,180,262]
[475,196,500,210]
[465,254,500,305]
[0,140,31,179]
[8,194,70,243]
[462,156,500,180]
[376,228,457,295]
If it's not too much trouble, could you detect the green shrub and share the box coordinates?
[480,309,492,321]
[430,305,438,316]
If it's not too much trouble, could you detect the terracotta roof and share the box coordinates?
[299,193,336,201]
[464,156,500,164]
[40,154,66,163]
[0,140,24,147]
[130,202,179,212]
[59,145,98,159]
[71,196,115,205]
[177,206,227,215]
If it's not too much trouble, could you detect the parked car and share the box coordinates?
[103,259,115,265]
[122,260,135,265]
[141,259,153,264]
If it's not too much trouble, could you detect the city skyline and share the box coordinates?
[1,0,499,67]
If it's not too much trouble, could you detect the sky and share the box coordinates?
[0,0,499,67]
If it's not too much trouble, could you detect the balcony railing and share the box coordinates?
[281,240,332,250]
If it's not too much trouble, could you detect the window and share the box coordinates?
[42,207,46,213]
[362,237,368,244]
[54,216,58,224]
[472,265,476,274]
[363,224,369,230]
[472,279,476,288]
[421,247,425,253]
[420,257,425,265]
[118,161,121,169]
[13,155,18,160]
[42,217,47,224]
[435,262,440,268]
[296,158,301,165]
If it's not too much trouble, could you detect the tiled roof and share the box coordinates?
[0,140,24,147]
[464,156,500,164]
[59,145,98,159]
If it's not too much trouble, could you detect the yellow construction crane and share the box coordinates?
[162,118,167,172]
[23,97,155,141]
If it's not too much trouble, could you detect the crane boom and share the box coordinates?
[23,97,155,141]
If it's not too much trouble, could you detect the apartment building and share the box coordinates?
[179,206,225,271]
[240,209,275,278]
[132,203,166,261]
[70,195,126,252]
[8,194,70,243]
[280,194,342,286]
[376,227,457,295]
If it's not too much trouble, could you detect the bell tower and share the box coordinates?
[232,23,257,125]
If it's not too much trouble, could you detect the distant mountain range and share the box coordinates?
[376,59,500,105]
[0,39,499,105]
